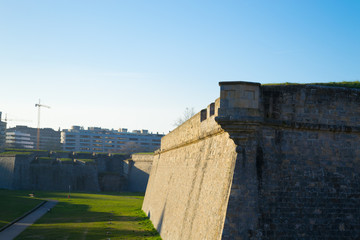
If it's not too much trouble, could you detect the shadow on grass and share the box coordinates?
[32,191,145,198]
[0,189,43,228]
[15,194,161,239]
[16,223,160,240]
[36,202,148,223]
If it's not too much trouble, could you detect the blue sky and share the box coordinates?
[0,0,359,133]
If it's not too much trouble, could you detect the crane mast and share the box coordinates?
[35,99,50,150]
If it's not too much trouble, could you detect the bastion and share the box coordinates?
[142,81,360,239]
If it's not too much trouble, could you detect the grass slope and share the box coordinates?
[0,189,43,228]
[15,191,161,240]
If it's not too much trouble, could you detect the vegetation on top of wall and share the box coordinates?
[111,153,129,156]
[75,151,94,154]
[313,81,360,88]
[38,157,52,160]
[58,158,73,162]
[76,159,95,163]
[53,150,71,154]
[0,151,32,156]
[4,148,47,153]
[265,81,360,89]
[133,152,154,155]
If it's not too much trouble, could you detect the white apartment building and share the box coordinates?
[6,131,34,149]
[0,112,6,149]
[6,126,61,150]
[61,126,163,153]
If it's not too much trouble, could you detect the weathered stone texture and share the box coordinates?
[143,82,360,239]
[258,128,360,239]
[0,156,16,189]
[142,101,237,240]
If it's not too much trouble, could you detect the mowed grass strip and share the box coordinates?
[15,191,161,240]
[0,189,43,228]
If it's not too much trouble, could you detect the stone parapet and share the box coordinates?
[160,98,222,152]
[131,153,154,162]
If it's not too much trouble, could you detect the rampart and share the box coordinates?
[0,151,153,192]
[125,153,154,192]
[142,81,360,239]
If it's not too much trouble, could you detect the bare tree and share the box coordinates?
[174,107,196,127]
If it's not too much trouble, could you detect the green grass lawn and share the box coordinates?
[2,191,161,240]
[0,189,44,228]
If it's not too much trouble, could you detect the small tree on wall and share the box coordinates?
[174,107,196,127]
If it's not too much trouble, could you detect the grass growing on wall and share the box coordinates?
[265,81,360,89]
[76,159,95,164]
[313,81,360,88]
[0,190,43,228]
[111,153,129,156]
[58,158,73,162]
[4,148,48,153]
[0,151,32,156]
[13,191,161,240]
[53,150,72,154]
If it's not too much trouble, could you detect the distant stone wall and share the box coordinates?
[0,156,16,189]
[29,160,100,192]
[126,153,153,192]
[143,82,360,239]
[0,152,131,192]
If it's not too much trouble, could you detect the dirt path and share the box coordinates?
[0,200,57,240]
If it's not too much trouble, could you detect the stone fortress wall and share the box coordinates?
[125,153,154,192]
[143,81,360,239]
[0,151,153,193]
[142,98,237,240]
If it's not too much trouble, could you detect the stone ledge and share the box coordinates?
[264,119,360,133]
[158,129,225,154]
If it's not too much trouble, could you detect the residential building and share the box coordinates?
[6,126,61,150]
[0,112,6,149]
[61,126,163,153]
[5,130,34,149]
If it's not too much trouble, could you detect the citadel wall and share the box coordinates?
[126,153,153,192]
[0,151,153,193]
[143,82,360,239]
[142,98,237,240]
[0,156,16,189]
[0,152,130,192]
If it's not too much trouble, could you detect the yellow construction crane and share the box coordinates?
[35,99,50,150]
